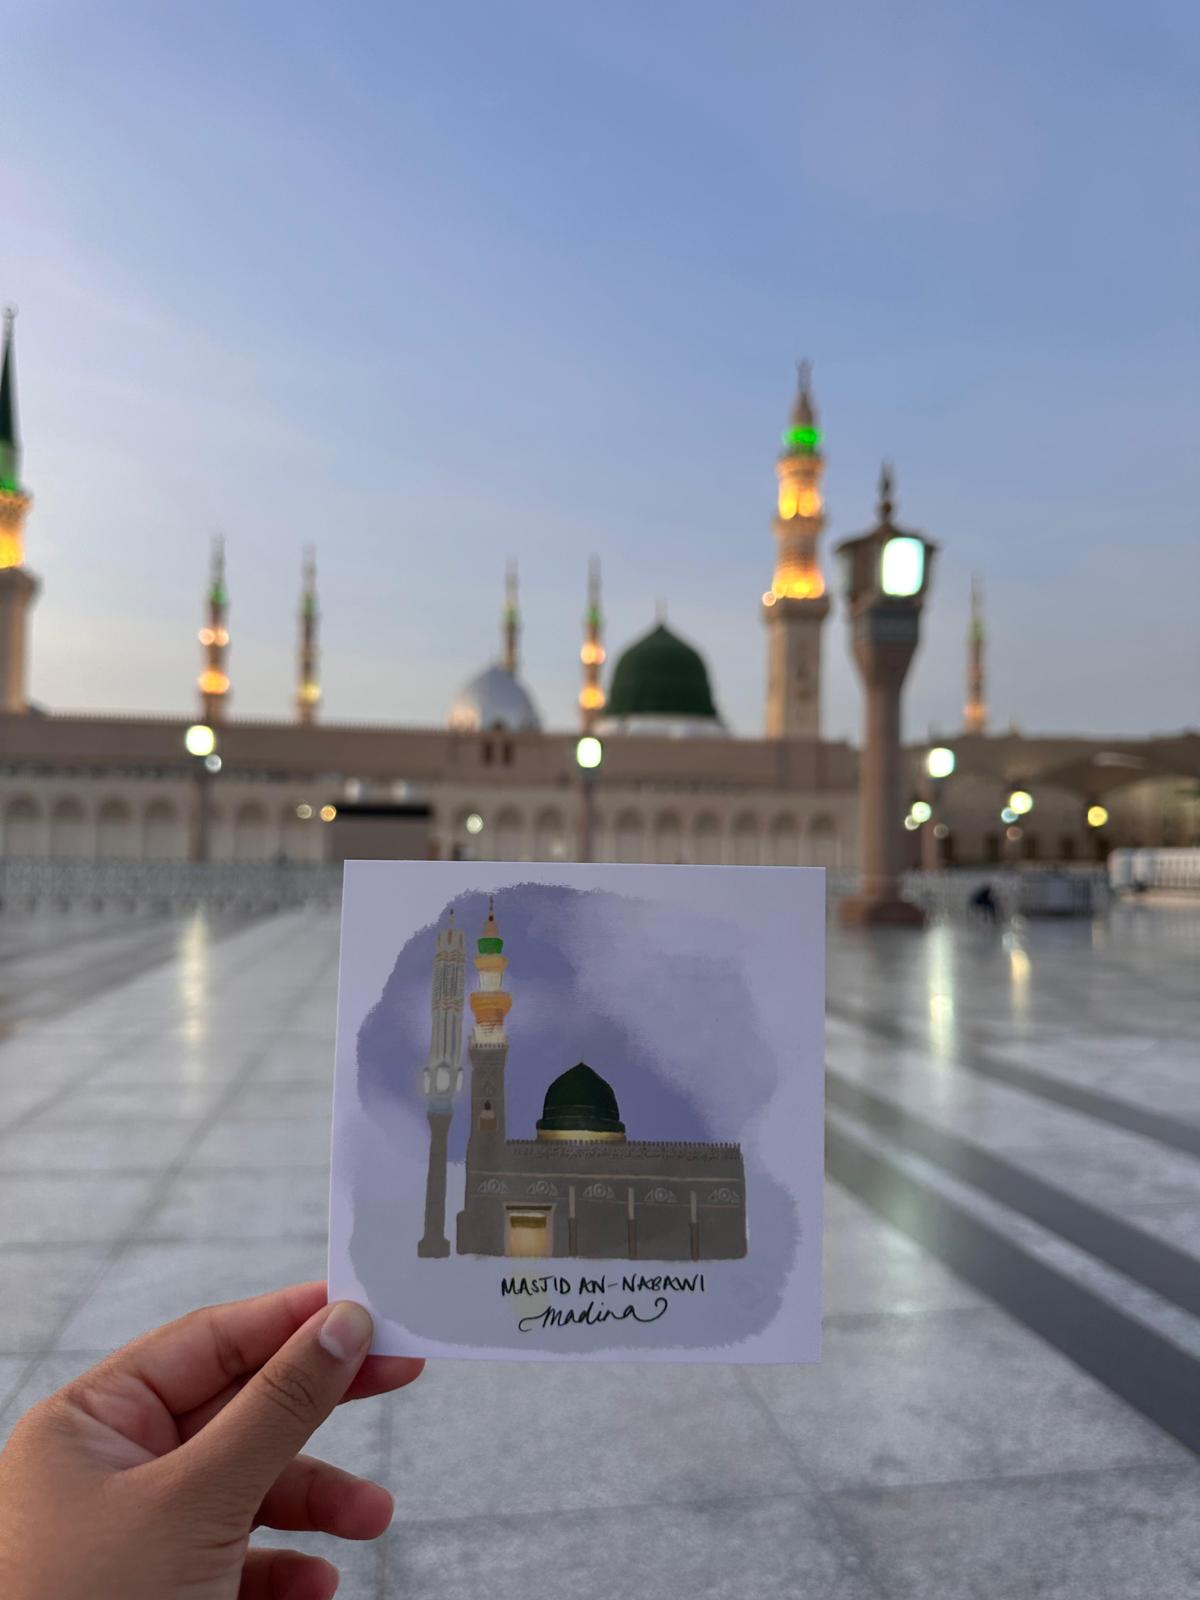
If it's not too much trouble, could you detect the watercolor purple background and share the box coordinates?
[329,862,824,1362]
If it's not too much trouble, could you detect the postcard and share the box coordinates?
[328,860,824,1362]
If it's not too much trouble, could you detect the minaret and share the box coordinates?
[417,909,467,1258]
[763,360,830,739]
[578,557,606,728]
[296,548,320,724]
[0,308,39,714]
[197,537,231,724]
[963,576,987,735]
[502,560,520,674]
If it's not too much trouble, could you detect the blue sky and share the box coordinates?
[5,0,1197,740]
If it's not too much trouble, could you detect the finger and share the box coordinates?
[178,1354,424,1442]
[173,1301,374,1511]
[255,1454,393,1539]
[340,1355,425,1403]
[98,1281,329,1419]
[239,1548,339,1600]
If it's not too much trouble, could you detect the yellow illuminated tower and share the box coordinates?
[763,361,830,739]
[197,537,231,724]
[579,557,606,728]
[0,308,39,713]
[296,548,320,724]
[964,576,987,734]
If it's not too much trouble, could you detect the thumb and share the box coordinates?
[169,1300,374,1514]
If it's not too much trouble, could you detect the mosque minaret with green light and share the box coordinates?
[763,362,830,740]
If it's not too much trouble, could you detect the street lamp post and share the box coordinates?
[922,745,956,869]
[184,724,219,864]
[836,469,938,928]
[575,735,603,863]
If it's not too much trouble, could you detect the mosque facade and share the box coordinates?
[0,310,1196,869]
[416,900,748,1262]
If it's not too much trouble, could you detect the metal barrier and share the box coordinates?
[0,859,344,915]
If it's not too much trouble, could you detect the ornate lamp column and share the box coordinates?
[837,466,938,927]
[417,910,467,1258]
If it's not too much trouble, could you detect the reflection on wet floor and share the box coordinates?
[0,896,1196,1598]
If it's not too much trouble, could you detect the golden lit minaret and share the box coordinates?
[0,307,39,713]
[197,537,231,724]
[579,557,606,728]
[502,560,519,674]
[296,548,320,724]
[964,575,987,735]
[763,361,830,739]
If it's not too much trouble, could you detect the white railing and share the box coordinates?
[1108,848,1200,894]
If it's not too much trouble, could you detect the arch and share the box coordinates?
[232,800,270,862]
[3,795,42,858]
[614,808,645,864]
[144,798,182,862]
[50,797,88,859]
[767,814,799,867]
[808,813,838,869]
[731,812,760,867]
[652,810,684,865]
[96,798,136,860]
[693,813,722,866]
[495,807,524,862]
[533,807,566,862]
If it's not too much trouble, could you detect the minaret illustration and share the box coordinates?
[763,361,830,739]
[296,548,321,724]
[963,577,987,734]
[197,537,231,724]
[459,896,513,1238]
[579,558,606,728]
[416,909,467,1258]
[0,308,38,714]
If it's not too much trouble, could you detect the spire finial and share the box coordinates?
[783,358,818,448]
[502,561,520,674]
[0,305,21,491]
[878,461,895,524]
[655,595,668,625]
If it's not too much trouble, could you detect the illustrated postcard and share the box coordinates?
[328,860,824,1363]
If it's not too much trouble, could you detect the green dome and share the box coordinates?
[536,1062,626,1137]
[607,623,718,721]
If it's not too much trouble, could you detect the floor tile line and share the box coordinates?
[829,996,1200,1161]
[826,1117,1200,1459]
[827,1067,1200,1319]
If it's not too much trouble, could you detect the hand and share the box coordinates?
[0,1281,423,1600]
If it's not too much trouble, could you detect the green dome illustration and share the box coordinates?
[536,1062,626,1139]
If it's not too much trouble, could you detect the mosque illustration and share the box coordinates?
[416,899,748,1262]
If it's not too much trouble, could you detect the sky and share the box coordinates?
[3,0,1198,742]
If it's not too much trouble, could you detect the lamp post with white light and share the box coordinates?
[921,745,956,868]
[836,466,938,927]
[575,735,603,863]
[184,723,220,864]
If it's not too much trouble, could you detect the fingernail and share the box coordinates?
[318,1301,374,1362]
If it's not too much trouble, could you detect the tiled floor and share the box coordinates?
[0,898,1197,1597]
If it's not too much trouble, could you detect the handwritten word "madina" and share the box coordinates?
[517,1297,670,1333]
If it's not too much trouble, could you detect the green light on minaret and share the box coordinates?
[784,424,821,454]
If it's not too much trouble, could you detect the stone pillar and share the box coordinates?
[0,565,38,713]
[417,1110,452,1258]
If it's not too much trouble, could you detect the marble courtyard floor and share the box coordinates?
[0,898,1198,1597]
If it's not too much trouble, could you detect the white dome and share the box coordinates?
[448,664,542,733]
